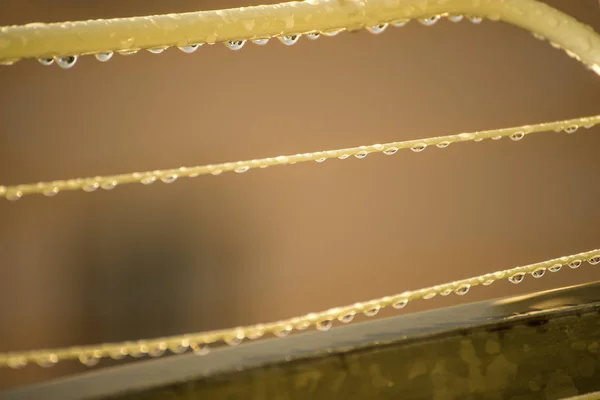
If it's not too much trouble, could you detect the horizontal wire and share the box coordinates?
[1,114,598,201]
[0,0,598,371]
[1,248,598,368]
[0,0,598,76]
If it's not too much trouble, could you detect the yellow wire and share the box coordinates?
[0,0,598,75]
[1,0,599,373]
[1,114,598,201]
[1,248,598,368]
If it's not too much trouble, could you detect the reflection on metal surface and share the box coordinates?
[563,392,600,400]
[493,281,600,312]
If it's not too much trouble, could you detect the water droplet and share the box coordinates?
[6,190,22,201]
[548,264,562,272]
[274,325,293,337]
[531,268,546,278]
[363,305,380,317]
[168,340,190,354]
[455,284,470,295]
[279,34,300,46]
[252,38,270,45]
[315,158,326,163]
[83,181,100,192]
[391,20,409,27]
[440,288,453,296]
[564,126,578,134]
[366,24,388,34]
[160,174,178,183]
[583,124,594,129]
[423,292,436,299]
[247,327,266,339]
[7,356,27,369]
[448,15,464,22]
[294,320,311,330]
[0,59,17,66]
[392,298,408,309]
[141,176,157,185]
[306,32,320,40]
[38,58,54,66]
[383,147,398,155]
[420,16,440,26]
[482,279,494,286]
[338,312,355,323]
[549,41,562,49]
[117,49,139,55]
[79,353,100,367]
[129,345,146,358]
[43,186,59,197]
[56,56,77,69]
[101,180,117,190]
[411,143,427,152]
[468,16,483,24]
[354,151,368,159]
[226,41,246,50]
[148,344,167,357]
[316,319,332,331]
[322,29,342,36]
[234,166,249,173]
[179,44,201,53]
[36,353,58,367]
[436,141,450,148]
[190,342,210,355]
[225,332,244,346]
[568,260,582,269]
[532,33,545,41]
[211,169,223,176]
[510,132,525,141]
[508,273,525,284]
[474,137,484,142]
[148,47,167,54]
[338,154,350,160]
[95,53,113,62]
[588,256,600,265]
[108,348,127,359]
[491,136,502,140]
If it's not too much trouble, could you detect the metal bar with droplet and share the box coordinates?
[0,248,597,369]
[1,114,598,201]
[0,0,599,75]
[3,281,600,399]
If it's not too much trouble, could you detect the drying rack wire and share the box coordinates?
[1,248,598,369]
[0,0,599,76]
[1,114,599,201]
[0,0,599,376]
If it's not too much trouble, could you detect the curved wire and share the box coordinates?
[1,0,599,374]
[0,0,599,75]
[1,248,598,368]
[1,114,598,201]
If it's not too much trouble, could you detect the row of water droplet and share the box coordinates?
[1,120,597,201]
[531,25,599,75]
[3,251,598,369]
[29,14,485,69]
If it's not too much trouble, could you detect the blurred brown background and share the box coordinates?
[0,0,599,391]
